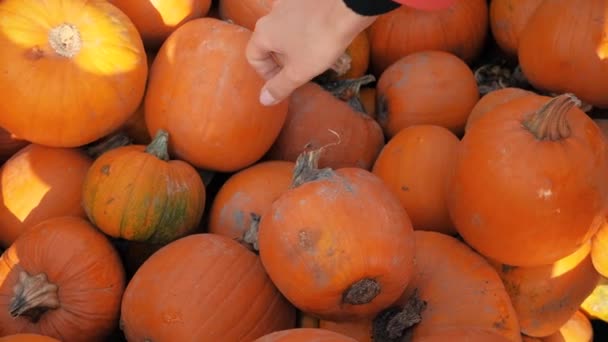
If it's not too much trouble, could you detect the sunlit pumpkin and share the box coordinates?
[0,0,148,147]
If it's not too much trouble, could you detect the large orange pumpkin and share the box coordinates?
[376,50,479,137]
[208,160,294,241]
[0,335,60,342]
[253,328,357,342]
[319,231,521,342]
[465,87,536,132]
[266,82,384,170]
[82,130,206,244]
[109,0,212,49]
[447,93,608,266]
[0,216,125,340]
[121,233,296,341]
[368,0,488,75]
[0,0,148,147]
[489,0,543,57]
[0,144,92,247]
[518,0,608,108]
[145,18,288,172]
[258,150,415,321]
[489,242,600,337]
[372,125,459,235]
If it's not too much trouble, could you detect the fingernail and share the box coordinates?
[260,89,277,106]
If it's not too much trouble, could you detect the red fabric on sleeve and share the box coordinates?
[393,0,456,11]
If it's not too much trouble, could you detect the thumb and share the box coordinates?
[259,67,303,106]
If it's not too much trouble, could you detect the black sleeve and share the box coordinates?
[342,0,401,16]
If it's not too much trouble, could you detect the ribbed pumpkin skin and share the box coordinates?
[0,216,125,341]
[0,0,147,147]
[82,144,206,244]
[120,233,296,341]
[0,144,92,247]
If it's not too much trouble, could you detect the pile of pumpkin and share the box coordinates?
[0,0,608,341]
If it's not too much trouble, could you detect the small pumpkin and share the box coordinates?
[0,144,92,247]
[368,0,488,75]
[83,130,206,245]
[543,310,593,342]
[489,241,600,337]
[447,93,608,266]
[372,125,460,234]
[489,0,543,57]
[121,233,296,340]
[145,18,288,172]
[208,160,294,241]
[257,149,416,321]
[109,0,212,49]
[319,231,521,342]
[465,87,535,132]
[253,328,357,342]
[0,216,125,340]
[0,0,148,147]
[0,335,61,342]
[518,0,608,108]
[267,81,384,170]
[376,50,479,137]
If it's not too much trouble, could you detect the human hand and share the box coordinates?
[246,0,377,106]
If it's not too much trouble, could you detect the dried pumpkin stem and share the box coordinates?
[240,212,261,252]
[85,131,132,159]
[342,278,381,305]
[372,289,427,342]
[48,23,82,58]
[523,93,579,141]
[291,130,341,188]
[145,129,170,161]
[9,271,60,323]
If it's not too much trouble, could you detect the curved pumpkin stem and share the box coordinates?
[372,289,427,341]
[291,130,341,188]
[145,129,170,161]
[10,271,60,323]
[523,93,580,141]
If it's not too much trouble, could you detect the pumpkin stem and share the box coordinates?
[372,289,427,342]
[240,212,261,252]
[322,74,376,101]
[523,93,580,141]
[85,131,132,159]
[291,130,341,188]
[9,271,60,323]
[145,129,170,161]
[342,278,382,305]
[48,23,82,58]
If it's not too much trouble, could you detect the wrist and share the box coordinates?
[342,0,401,16]
[328,0,377,43]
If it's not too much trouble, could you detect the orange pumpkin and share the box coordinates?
[447,94,608,266]
[121,233,296,340]
[258,150,415,321]
[543,310,593,342]
[145,18,288,172]
[82,130,206,244]
[518,0,608,108]
[0,128,28,165]
[465,87,535,132]
[336,31,370,80]
[368,0,488,75]
[489,242,600,337]
[320,231,521,342]
[591,220,608,278]
[376,50,479,138]
[208,160,294,241]
[109,0,212,49]
[267,82,384,170]
[0,144,92,247]
[253,328,357,342]
[0,0,148,147]
[0,216,125,340]
[372,125,460,235]
[489,0,543,57]
[218,0,275,30]
[0,335,60,342]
